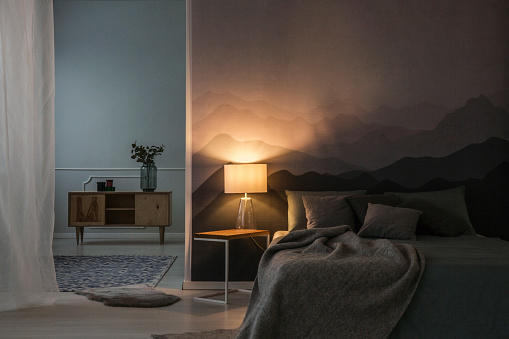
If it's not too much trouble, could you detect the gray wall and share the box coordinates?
[54,0,186,239]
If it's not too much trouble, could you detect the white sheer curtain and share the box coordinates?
[0,0,59,311]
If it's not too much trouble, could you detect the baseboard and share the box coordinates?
[54,232,185,241]
[182,280,254,290]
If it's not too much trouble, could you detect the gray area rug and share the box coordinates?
[54,255,176,292]
[76,285,181,307]
[152,328,239,339]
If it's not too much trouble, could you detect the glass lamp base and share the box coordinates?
[236,197,256,229]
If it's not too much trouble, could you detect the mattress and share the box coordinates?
[270,232,509,338]
[390,234,509,338]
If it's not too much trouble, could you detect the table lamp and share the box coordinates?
[224,164,267,229]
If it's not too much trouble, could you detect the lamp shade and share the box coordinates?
[224,164,267,193]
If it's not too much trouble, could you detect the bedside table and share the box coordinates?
[193,229,270,304]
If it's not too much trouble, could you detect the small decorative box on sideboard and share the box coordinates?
[68,191,172,245]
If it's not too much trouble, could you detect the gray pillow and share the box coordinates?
[387,186,475,235]
[345,194,402,232]
[286,190,366,231]
[302,195,356,229]
[358,203,423,241]
[398,198,474,236]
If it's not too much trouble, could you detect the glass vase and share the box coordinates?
[140,162,157,192]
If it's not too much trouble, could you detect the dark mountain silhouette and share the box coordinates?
[267,170,378,201]
[192,95,420,154]
[310,95,509,169]
[192,134,365,191]
[364,179,410,194]
[191,164,225,218]
[370,137,509,188]
[336,170,367,180]
[310,130,398,170]
[306,99,368,123]
[434,95,509,137]
[365,102,451,130]
[392,95,509,160]
[265,149,367,178]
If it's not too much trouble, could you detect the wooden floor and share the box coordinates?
[0,238,250,338]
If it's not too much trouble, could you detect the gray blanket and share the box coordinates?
[237,226,425,339]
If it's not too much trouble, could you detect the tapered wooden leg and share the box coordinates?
[80,227,84,243]
[159,227,165,245]
[75,227,80,245]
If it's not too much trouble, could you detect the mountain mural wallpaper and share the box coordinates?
[189,0,509,282]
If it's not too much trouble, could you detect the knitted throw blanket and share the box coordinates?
[237,226,425,339]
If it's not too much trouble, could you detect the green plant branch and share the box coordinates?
[131,141,165,163]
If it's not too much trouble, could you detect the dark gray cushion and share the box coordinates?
[387,186,475,235]
[398,198,475,236]
[286,190,366,231]
[358,203,422,241]
[302,195,356,229]
[345,194,402,232]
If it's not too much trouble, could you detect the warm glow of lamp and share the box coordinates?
[224,164,267,229]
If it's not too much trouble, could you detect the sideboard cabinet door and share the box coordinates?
[135,193,171,226]
[68,194,106,226]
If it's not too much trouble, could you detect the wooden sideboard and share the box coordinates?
[68,191,172,244]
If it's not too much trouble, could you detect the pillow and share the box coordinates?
[357,203,423,241]
[345,194,402,232]
[387,186,475,235]
[398,198,474,236]
[286,190,366,231]
[302,195,356,229]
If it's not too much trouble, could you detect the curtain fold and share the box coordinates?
[0,0,59,311]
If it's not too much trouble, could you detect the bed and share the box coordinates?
[237,187,509,339]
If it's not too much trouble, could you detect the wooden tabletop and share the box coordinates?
[194,229,270,240]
